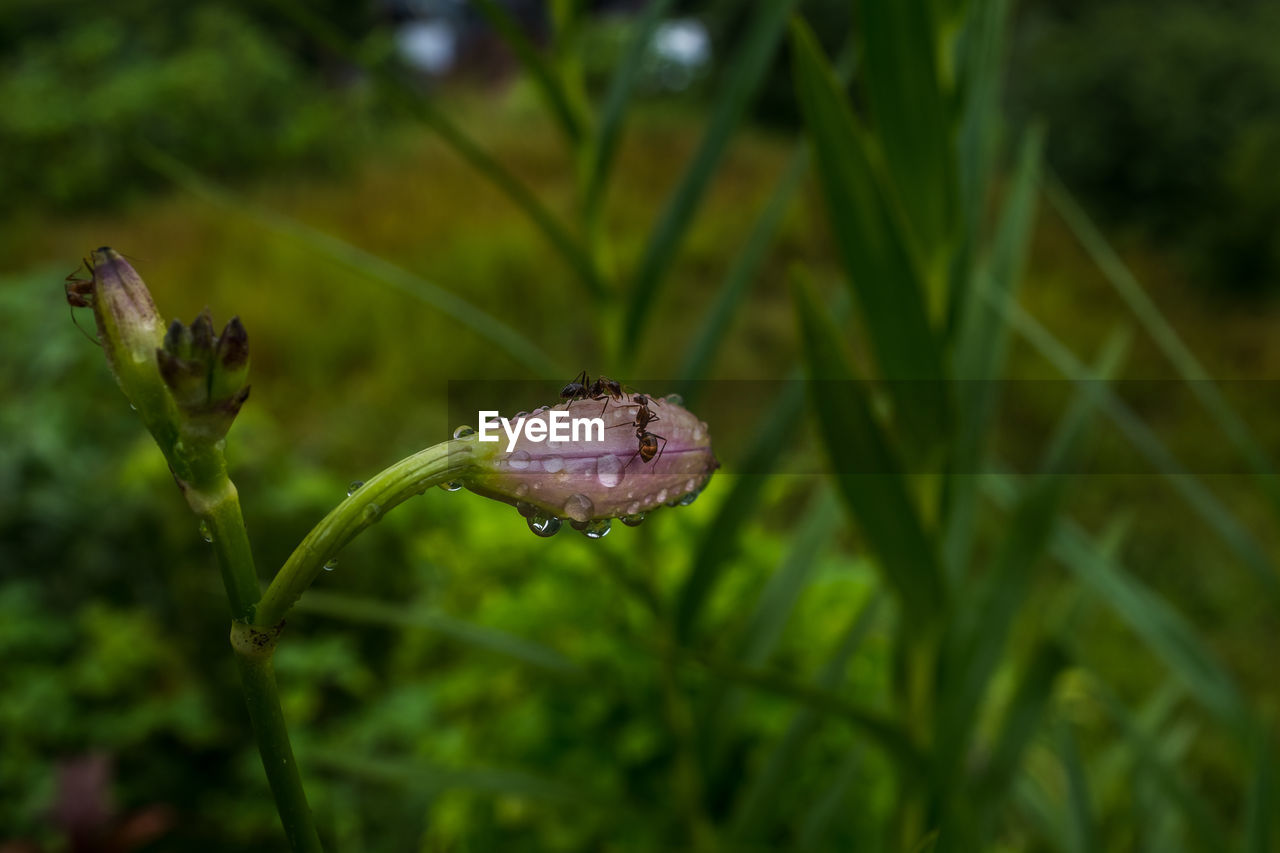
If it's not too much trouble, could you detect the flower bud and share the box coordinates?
[157,311,251,442]
[461,394,718,537]
[67,248,169,428]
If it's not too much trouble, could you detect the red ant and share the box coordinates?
[608,394,667,469]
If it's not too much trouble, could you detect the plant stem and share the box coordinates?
[175,443,324,852]
[235,649,325,853]
[253,438,478,628]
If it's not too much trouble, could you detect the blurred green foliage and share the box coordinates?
[1011,0,1280,292]
[3,0,1280,850]
[0,0,381,210]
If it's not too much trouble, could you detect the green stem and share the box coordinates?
[254,439,478,628]
[174,443,324,852]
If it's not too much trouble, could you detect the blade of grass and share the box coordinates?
[582,0,677,224]
[858,0,957,275]
[138,144,565,377]
[1057,722,1098,853]
[792,269,945,626]
[296,591,582,678]
[470,0,585,146]
[260,0,608,299]
[1244,728,1275,853]
[793,746,862,851]
[1045,175,1280,520]
[673,144,810,403]
[620,0,798,358]
[944,126,1045,583]
[698,488,842,768]
[728,592,885,843]
[998,298,1280,604]
[935,329,1124,809]
[673,376,807,644]
[983,474,1252,739]
[791,20,950,450]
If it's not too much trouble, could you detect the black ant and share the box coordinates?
[65,258,101,346]
[560,371,627,416]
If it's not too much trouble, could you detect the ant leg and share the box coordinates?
[651,433,668,466]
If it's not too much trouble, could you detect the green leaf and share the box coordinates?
[859,0,958,272]
[790,20,950,450]
[620,0,798,357]
[296,591,582,677]
[944,126,1045,582]
[791,270,945,625]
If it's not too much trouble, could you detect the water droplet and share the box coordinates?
[563,493,595,522]
[621,513,647,527]
[581,518,612,539]
[514,483,529,497]
[323,558,338,572]
[535,405,550,414]
[527,514,562,537]
[676,490,699,507]
[516,501,536,518]
[363,503,382,523]
[197,520,213,543]
[347,480,364,496]
[664,393,684,406]
[453,425,476,439]
[508,449,532,470]
[542,456,564,474]
[597,454,624,488]
[655,488,669,504]
[626,501,641,515]
[128,403,137,411]
[439,481,463,492]
[514,410,528,419]
[685,478,697,493]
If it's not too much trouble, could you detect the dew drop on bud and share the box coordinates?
[439,481,463,492]
[542,456,564,474]
[508,449,532,470]
[677,489,701,507]
[621,513,647,527]
[453,425,476,439]
[515,501,536,518]
[527,514,562,537]
[323,558,338,572]
[347,480,364,496]
[563,493,595,523]
[664,393,684,406]
[596,454,624,488]
[581,518,612,539]
[198,520,213,543]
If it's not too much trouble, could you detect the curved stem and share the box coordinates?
[254,439,479,628]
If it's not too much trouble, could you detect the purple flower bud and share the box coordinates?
[462,395,718,536]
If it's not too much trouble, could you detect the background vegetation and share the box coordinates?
[2,0,1278,850]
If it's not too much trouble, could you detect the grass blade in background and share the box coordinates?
[1244,728,1275,853]
[261,0,608,299]
[791,269,945,625]
[620,0,797,359]
[944,126,1045,583]
[139,145,566,376]
[583,0,676,225]
[858,0,958,280]
[791,20,950,451]
[999,300,1280,604]
[793,746,862,851]
[673,145,810,402]
[471,0,585,145]
[1046,175,1280,520]
[297,591,583,677]
[674,378,807,643]
[1057,722,1098,853]
[728,592,885,844]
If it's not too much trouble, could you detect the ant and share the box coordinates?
[559,371,627,416]
[608,394,667,469]
[65,258,102,346]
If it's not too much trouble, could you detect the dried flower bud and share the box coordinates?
[461,394,718,538]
